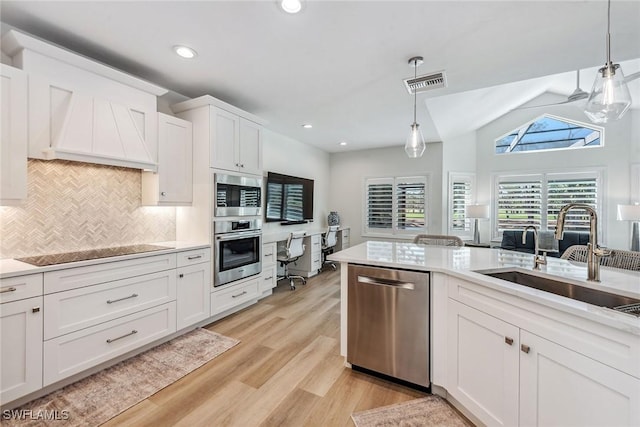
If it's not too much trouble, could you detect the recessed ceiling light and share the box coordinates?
[302,123,313,129]
[339,141,348,146]
[280,0,303,14]
[174,45,197,59]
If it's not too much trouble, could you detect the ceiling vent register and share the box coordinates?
[404,71,447,94]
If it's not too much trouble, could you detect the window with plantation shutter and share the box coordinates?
[494,171,601,239]
[448,173,475,236]
[365,176,428,236]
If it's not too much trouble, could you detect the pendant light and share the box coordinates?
[405,56,426,158]
[584,0,632,123]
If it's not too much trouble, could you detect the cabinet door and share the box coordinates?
[519,330,640,427]
[142,113,193,205]
[176,262,211,329]
[0,65,28,203]
[1,297,43,404]
[238,118,262,175]
[447,299,519,427]
[210,108,239,171]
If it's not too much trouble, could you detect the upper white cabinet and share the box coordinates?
[1,29,167,170]
[142,113,193,206]
[172,95,265,176]
[0,64,28,204]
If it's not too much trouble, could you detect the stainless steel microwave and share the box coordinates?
[214,172,262,217]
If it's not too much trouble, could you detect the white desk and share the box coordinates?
[262,226,350,278]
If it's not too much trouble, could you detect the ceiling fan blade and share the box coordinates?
[515,98,581,110]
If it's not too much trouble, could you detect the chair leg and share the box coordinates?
[289,279,295,290]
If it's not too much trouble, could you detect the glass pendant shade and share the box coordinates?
[584,63,632,123]
[405,122,426,158]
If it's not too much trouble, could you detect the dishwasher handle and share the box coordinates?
[357,275,415,290]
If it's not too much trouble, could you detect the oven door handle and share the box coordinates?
[216,231,262,241]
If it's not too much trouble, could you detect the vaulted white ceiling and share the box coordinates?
[1,1,639,152]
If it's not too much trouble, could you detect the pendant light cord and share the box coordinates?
[412,58,417,124]
[606,0,611,65]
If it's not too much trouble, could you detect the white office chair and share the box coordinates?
[321,225,339,272]
[277,231,307,290]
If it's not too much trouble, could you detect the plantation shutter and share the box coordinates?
[547,174,598,231]
[366,178,393,230]
[497,177,542,231]
[451,178,472,231]
[396,177,426,230]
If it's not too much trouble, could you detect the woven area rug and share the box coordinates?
[352,395,473,427]
[4,328,239,427]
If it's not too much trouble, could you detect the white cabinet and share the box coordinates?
[176,248,211,329]
[0,296,43,404]
[288,234,322,277]
[211,276,259,316]
[519,331,640,426]
[260,242,278,295]
[337,227,350,250]
[210,108,262,175]
[447,289,640,427]
[0,64,28,204]
[142,113,193,206]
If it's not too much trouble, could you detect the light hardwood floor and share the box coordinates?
[105,267,427,426]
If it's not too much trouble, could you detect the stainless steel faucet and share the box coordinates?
[554,203,610,282]
[523,225,546,270]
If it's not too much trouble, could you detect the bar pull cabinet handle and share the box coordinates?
[357,276,415,290]
[32,306,41,313]
[232,291,247,298]
[187,255,202,260]
[521,344,531,354]
[265,276,273,280]
[107,293,139,304]
[264,253,274,257]
[106,330,138,344]
[0,287,17,294]
[505,337,514,346]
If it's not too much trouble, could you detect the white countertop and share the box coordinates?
[0,241,211,279]
[329,241,640,334]
[263,225,349,244]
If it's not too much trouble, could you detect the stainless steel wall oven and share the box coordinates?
[214,219,262,287]
[214,172,262,217]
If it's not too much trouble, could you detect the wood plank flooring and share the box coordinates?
[104,267,427,426]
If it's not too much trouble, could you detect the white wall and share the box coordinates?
[475,102,635,249]
[329,143,443,246]
[262,129,331,235]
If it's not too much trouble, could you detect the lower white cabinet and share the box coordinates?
[211,276,259,316]
[44,302,176,386]
[260,266,277,293]
[288,234,322,277]
[0,296,43,404]
[260,241,277,295]
[447,299,640,427]
[176,260,211,330]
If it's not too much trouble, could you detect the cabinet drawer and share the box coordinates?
[310,235,322,254]
[176,247,211,268]
[0,273,43,303]
[262,242,277,267]
[260,266,277,292]
[44,253,177,294]
[43,302,176,386]
[211,278,259,316]
[311,256,322,272]
[44,270,177,340]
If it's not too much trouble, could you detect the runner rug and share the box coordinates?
[3,328,239,427]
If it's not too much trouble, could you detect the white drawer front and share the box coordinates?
[260,266,277,292]
[176,247,211,268]
[43,302,176,386]
[310,234,322,255]
[44,253,177,294]
[0,273,43,304]
[311,255,322,272]
[211,278,259,316]
[262,242,277,267]
[44,270,177,340]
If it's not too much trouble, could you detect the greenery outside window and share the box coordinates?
[495,115,602,155]
[364,176,428,236]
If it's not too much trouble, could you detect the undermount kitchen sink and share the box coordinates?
[476,268,640,317]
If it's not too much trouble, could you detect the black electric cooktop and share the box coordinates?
[16,244,173,267]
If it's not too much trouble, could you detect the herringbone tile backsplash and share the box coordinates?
[0,159,176,258]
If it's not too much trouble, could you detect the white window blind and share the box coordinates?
[494,171,601,238]
[448,173,475,235]
[365,176,427,235]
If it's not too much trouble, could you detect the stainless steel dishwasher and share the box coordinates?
[347,264,430,388]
